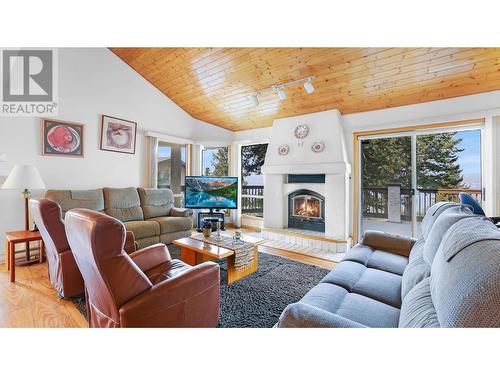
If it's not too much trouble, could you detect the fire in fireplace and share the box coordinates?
[288,189,325,232]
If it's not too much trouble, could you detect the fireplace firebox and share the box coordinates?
[288,189,325,232]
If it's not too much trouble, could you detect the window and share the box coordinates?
[241,143,268,217]
[157,141,187,206]
[202,146,229,176]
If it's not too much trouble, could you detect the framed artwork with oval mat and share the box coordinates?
[41,118,84,157]
[100,115,137,155]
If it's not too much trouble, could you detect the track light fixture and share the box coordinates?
[304,78,315,94]
[277,88,287,100]
[251,94,259,107]
[248,76,315,106]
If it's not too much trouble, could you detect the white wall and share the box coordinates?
[0,48,232,258]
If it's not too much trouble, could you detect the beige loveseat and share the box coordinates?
[46,187,193,249]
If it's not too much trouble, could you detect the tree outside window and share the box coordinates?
[202,146,229,176]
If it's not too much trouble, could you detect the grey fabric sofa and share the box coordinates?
[45,187,193,249]
[276,202,500,328]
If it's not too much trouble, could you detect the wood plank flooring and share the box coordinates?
[0,228,335,328]
[0,262,87,328]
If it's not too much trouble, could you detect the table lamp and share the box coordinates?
[1,164,46,231]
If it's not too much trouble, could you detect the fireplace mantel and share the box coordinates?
[262,162,350,175]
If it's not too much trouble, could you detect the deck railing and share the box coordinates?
[242,185,264,216]
[362,187,481,221]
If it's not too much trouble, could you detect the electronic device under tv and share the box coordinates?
[184,176,238,211]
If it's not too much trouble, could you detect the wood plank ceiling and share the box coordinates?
[110,48,500,131]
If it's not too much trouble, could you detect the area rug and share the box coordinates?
[72,245,330,328]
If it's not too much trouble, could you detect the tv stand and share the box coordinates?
[196,209,226,232]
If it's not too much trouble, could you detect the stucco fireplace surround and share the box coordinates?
[261,109,352,260]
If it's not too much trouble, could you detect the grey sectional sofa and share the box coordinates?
[276,202,500,328]
[45,187,193,249]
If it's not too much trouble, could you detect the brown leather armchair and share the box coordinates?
[65,208,220,328]
[30,199,137,299]
[30,199,85,298]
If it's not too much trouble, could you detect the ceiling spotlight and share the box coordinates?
[251,94,259,107]
[304,79,315,94]
[277,87,287,101]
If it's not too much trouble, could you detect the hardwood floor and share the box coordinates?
[0,229,335,328]
[0,262,87,328]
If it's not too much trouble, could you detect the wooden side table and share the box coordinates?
[5,230,44,283]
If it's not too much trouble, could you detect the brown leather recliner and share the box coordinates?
[30,199,137,299]
[30,199,85,298]
[65,208,220,328]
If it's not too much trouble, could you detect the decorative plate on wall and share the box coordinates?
[278,144,289,156]
[312,141,325,153]
[294,124,309,139]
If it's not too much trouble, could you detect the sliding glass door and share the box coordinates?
[359,127,482,238]
[360,135,413,237]
[415,129,482,236]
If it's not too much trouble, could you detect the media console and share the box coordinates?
[196,209,226,232]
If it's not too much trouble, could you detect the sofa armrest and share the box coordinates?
[361,230,416,257]
[169,207,193,217]
[124,231,137,254]
[119,262,220,327]
[129,243,171,272]
[275,303,367,328]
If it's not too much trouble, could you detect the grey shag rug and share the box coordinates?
[72,245,330,328]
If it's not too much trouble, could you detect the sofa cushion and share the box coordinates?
[336,293,400,328]
[148,216,192,234]
[343,244,408,275]
[299,282,400,328]
[103,187,144,222]
[138,188,174,219]
[123,220,160,240]
[321,261,402,308]
[401,256,431,299]
[431,217,500,327]
[408,237,425,262]
[46,189,104,215]
[399,278,440,328]
[423,205,472,266]
[420,202,459,240]
[276,302,367,328]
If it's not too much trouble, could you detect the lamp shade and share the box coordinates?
[1,164,45,190]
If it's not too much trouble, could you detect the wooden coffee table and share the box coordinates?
[173,235,263,284]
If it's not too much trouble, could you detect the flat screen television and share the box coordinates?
[184,176,238,209]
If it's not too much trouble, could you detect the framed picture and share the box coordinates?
[41,118,84,157]
[100,115,137,154]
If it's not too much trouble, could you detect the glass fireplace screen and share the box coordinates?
[291,195,323,219]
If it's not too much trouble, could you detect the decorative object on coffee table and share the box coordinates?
[41,118,84,157]
[202,220,212,237]
[100,115,137,154]
[2,164,46,265]
[215,221,221,241]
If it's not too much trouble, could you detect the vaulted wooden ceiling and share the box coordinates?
[110,48,500,131]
